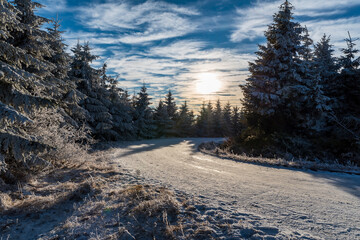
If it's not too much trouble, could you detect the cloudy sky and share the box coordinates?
[37,0,360,111]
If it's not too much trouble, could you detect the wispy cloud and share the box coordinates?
[231,0,360,48]
[104,39,253,110]
[77,0,199,44]
[37,0,68,13]
[304,17,360,52]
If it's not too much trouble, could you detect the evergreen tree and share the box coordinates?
[154,100,172,137]
[314,35,338,88]
[299,27,330,133]
[300,26,313,61]
[222,102,233,137]
[232,106,242,137]
[196,102,208,137]
[0,0,77,182]
[336,32,360,140]
[165,90,177,120]
[163,90,177,136]
[313,34,339,111]
[241,0,311,135]
[120,90,135,121]
[11,0,55,77]
[69,44,118,140]
[106,70,135,139]
[69,42,99,93]
[196,102,214,137]
[205,101,214,137]
[176,101,195,137]
[133,84,155,139]
[338,32,360,116]
[45,17,88,128]
[0,0,39,182]
[46,16,71,80]
[237,1,359,164]
[213,99,223,137]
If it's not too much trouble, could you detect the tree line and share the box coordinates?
[154,94,243,138]
[231,0,360,165]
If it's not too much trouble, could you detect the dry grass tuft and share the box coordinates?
[0,193,12,212]
[119,185,179,218]
[0,152,115,216]
[0,181,94,215]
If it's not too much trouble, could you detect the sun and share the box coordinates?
[196,73,222,94]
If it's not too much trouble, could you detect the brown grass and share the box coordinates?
[0,153,115,216]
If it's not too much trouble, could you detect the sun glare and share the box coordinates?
[196,73,222,94]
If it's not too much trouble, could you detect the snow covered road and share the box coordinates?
[110,138,360,239]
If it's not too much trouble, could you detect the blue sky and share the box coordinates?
[36,0,360,110]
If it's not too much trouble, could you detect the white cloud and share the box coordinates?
[231,0,360,46]
[37,0,68,13]
[293,0,360,15]
[150,40,207,59]
[104,39,253,110]
[77,0,199,44]
[304,17,360,53]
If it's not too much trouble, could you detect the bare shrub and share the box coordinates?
[27,107,92,167]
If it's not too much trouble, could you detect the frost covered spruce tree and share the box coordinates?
[311,33,360,163]
[46,17,70,80]
[313,34,339,103]
[69,43,120,140]
[46,18,89,127]
[299,27,330,134]
[133,84,155,139]
[0,0,41,181]
[104,65,135,139]
[238,0,360,163]
[335,33,360,142]
[241,0,326,138]
[69,42,99,94]
[0,0,47,183]
[0,0,82,183]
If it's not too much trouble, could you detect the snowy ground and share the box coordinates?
[108,138,360,239]
[1,138,359,239]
